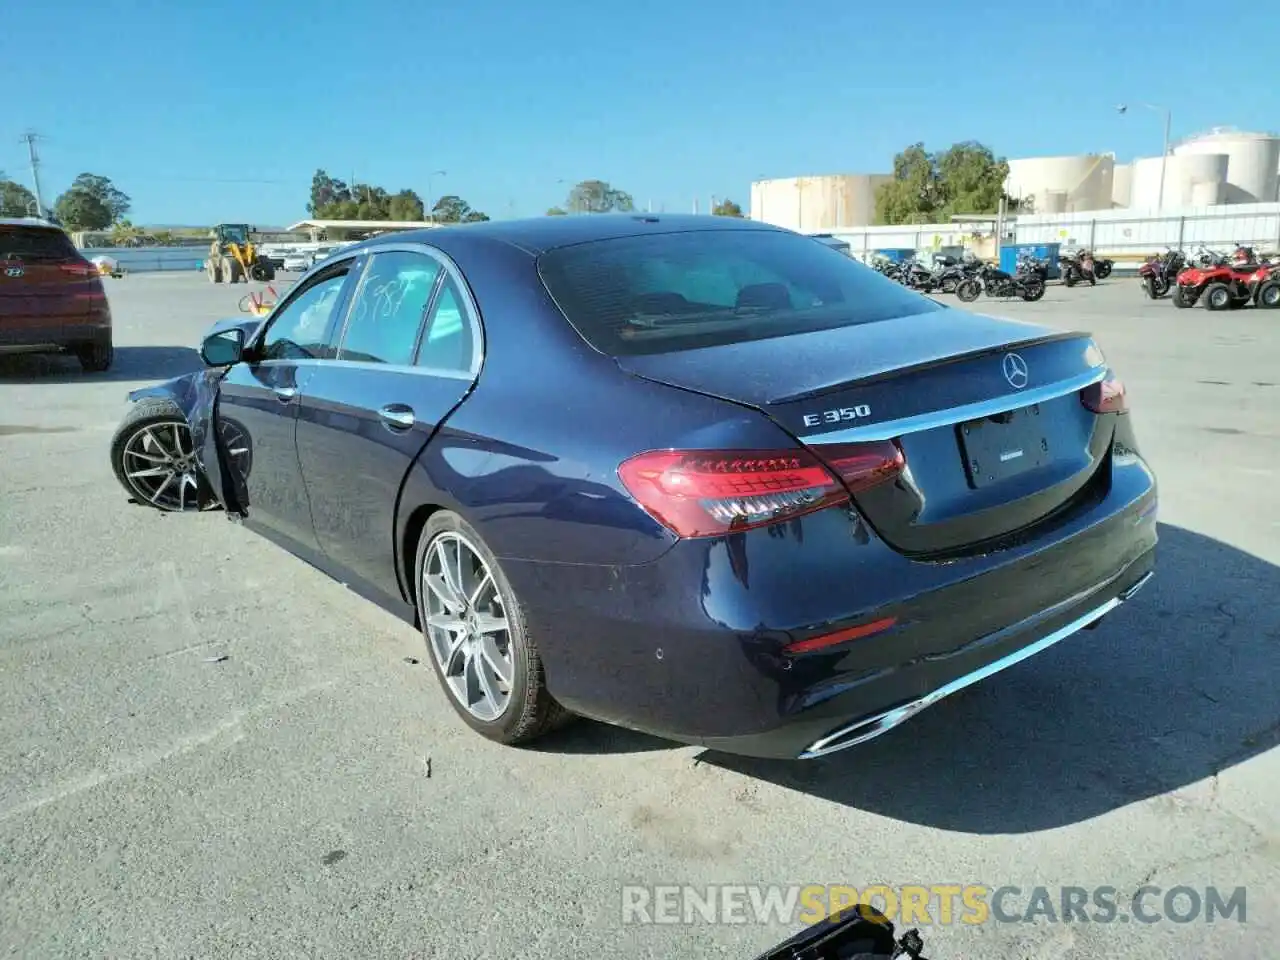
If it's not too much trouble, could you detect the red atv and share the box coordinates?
[1172,245,1280,310]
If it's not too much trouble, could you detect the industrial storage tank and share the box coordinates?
[1129,153,1228,209]
[1005,154,1114,213]
[750,174,890,231]
[1111,163,1132,207]
[1190,180,1223,206]
[1172,128,1280,203]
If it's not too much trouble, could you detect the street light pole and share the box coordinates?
[1117,103,1171,210]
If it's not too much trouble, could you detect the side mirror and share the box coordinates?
[201,327,244,367]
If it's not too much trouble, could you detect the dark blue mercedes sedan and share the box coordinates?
[110,214,1157,759]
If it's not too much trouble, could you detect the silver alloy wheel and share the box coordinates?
[120,420,203,511]
[1209,287,1230,308]
[1262,285,1280,307]
[423,531,514,722]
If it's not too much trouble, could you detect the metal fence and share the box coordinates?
[814,201,1280,263]
[83,246,207,273]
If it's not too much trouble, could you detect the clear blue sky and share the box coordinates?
[2,0,1274,226]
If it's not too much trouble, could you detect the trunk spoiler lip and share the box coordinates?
[774,328,1090,403]
[800,363,1108,445]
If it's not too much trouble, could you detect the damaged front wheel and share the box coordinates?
[110,399,217,512]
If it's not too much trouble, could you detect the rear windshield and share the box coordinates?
[537,228,941,357]
[0,226,79,263]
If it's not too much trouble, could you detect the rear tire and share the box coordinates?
[1063,271,1076,288]
[1258,280,1280,309]
[1204,283,1232,311]
[414,511,573,747]
[1020,278,1045,302]
[955,278,981,302]
[206,259,221,283]
[76,338,113,373]
[221,257,240,284]
[1095,262,1113,280]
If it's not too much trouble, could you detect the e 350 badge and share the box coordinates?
[802,404,871,428]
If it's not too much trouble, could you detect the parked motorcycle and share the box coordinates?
[1060,249,1097,287]
[955,263,1045,302]
[1137,247,1186,299]
[1016,255,1049,282]
[930,255,983,294]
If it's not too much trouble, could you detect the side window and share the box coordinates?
[261,269,352,361]
[338,251,441,365]
[416,276,474,373]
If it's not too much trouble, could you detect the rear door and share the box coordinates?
[0,224,99,334]
[215,255,361,554]
[295,243,482,596]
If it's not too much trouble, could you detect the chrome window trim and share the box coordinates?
[249,356,473,381]
[800,365,1108,444]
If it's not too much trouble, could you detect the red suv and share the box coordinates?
[0,218,113,372]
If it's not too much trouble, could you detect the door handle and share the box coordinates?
[274,386,297,402]
[379,404,415,429]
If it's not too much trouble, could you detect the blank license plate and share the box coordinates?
[959,405,1049,488]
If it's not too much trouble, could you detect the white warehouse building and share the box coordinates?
[750,174,890,231]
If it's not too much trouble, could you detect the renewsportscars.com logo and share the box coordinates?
[621,884,1248,927]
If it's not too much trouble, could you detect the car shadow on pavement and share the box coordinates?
[701,523,1280,833]
[0,346,202,383]
[529,721,676,755]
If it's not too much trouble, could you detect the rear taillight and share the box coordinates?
[58,260,98,278]
[808,440,906,494]
[617,441,904,539]
[1081,375,1127,414]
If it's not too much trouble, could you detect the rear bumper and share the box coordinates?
[502,438,1158,759]
[708,551,1154,759]
[0,308,112,351]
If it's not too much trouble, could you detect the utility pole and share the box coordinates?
[20,131,46,217]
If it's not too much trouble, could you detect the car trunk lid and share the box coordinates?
[615,309,1112,556]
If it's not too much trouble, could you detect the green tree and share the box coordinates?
[388,189,426,221]
[565,179,634,214]
[67,173,131,222]
[934,141,1009,217]
[545,206,568,216]
[874,141,1011,225]
[0,177,38,217]
[54,188,112,230]
[712,198,744,217]
[308,169,351,216]
[874,143,941,225]
[431,194,489,223]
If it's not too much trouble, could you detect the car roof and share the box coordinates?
[357,213,786,257]
[0,218,63,230]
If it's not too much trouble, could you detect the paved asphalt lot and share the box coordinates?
[1,271,1277,959]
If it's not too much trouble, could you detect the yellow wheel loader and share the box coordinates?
[206,224,276,284]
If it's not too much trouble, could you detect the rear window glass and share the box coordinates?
[0,227,79,263]
[536,229,941,357]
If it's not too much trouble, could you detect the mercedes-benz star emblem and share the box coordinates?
[1002,352,1029,389]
